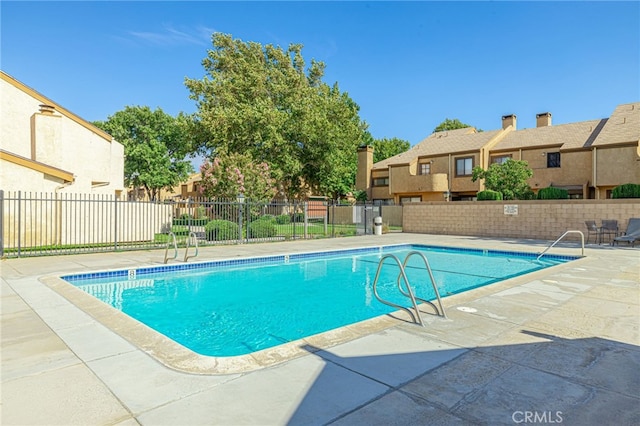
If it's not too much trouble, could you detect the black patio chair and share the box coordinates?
[600,219,619,244]
[584,220,601,245]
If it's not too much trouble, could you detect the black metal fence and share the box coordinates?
[0,191,396,258]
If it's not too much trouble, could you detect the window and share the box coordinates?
[372,177,389,186]
[419,163,431,175]
[455,157,474,176]
[491,155,512,164]
[400,196,421,205]
[547,152,561,168]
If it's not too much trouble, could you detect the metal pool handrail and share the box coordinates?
[372,254,425,326]
[400,251,447,319]
[183,231,199,262]
[537,230,585,261]
[163,232,178,264]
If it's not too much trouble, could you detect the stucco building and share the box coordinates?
[0,71,125,196]
[357,102,640,203]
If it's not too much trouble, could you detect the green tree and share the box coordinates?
[373,137,410,163]
[471,160,534,200]
[94,106,194,200]
[185,33,368,199]
[434,118,481,133]
[199,149,277,201]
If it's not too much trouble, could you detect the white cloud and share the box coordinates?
[125,24,215,47]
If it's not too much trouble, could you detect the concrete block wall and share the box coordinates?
[403,200,640,241]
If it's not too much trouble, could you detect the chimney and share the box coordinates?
[356,146,373,194]
[502,114,517,130]
[536,112,552,127]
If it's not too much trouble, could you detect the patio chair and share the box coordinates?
[584,220,601,244]
[612,218,640,247]
[600,219,619,244]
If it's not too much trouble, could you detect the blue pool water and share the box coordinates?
[62,244,576,357]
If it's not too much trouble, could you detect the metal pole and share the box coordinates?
[17,191,21,257]
[323,200,328,235]
[0,190,4,258]
[114,193,118,251]
[238,201,243,244]
[331,201,335,238]
[304,202,308,239]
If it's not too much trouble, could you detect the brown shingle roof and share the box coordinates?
[371,102,638,171]
[373,127,502,169]
[493,120,603,151]
[591,102,640,146]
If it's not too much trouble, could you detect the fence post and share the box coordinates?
[0,190,4,258]
[17,191,22,257]
[324,200,328,235]
[114,194,118,251]
[237,199,243,244]
[331,201,335,238]
[293,200,297,240]
[304,202,308,239]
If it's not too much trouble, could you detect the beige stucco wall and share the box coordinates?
[403,200,640,242]
[0,161,67,193]
[356,147,373,194]
[370,169,391,201]
[0,77,125,195]
[449,152,481,193]
[389,164,448,194]
[595,145,640,187]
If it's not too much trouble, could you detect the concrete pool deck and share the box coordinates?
[1,233,639,425]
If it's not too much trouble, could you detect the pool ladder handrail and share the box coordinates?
[372,251,446,327]
[400,251,447,319]
[537,230,584,261]
[163,232,178,264]
[184,231,199,262]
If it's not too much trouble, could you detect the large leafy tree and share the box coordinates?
[434,118,481,133]
[471,159,534,200]
[185,33,368,199]
[372,137,410,163]
[94,106,194,200]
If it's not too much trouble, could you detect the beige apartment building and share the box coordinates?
[357,102,640,203]
[0,71,125,196]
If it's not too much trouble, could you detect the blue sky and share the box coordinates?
[2,1,639,147]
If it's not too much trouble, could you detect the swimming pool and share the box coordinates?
[62,244,576,357]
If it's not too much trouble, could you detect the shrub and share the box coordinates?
[257,214,277,223]
[276,214,291,225]
[477,190,503,201]
[171,225,190,236]
[204,220,239,241]
[537,187,569,200]
[612,183,640,198]
[292,212,304,222]
[173,218,208,226]
[248,219,277,238]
